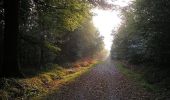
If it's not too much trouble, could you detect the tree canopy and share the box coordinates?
[111,0,170,84]
[0,0,105,77]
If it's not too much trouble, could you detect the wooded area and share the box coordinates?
[0,0,170,99]
[111,0,170,88]
[0,0,108,77]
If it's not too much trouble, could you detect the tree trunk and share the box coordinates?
[0,20,3,76]
[1,0,22,77]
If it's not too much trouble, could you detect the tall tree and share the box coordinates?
[0,0,4,75]
[2,0,22,77]
[111,0,170,84]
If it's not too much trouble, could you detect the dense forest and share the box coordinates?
[1,0,170,99]
[111,0,170,88]
[0,0,110,77]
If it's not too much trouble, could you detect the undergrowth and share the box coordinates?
[114,61,170,99]
[0,59,98,100]
[115,61,155,91]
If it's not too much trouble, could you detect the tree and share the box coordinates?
[2,0,22,77]
[111,0,170,84]
[55,19,104,63]
[111,0,170,65]
[0,0,105,77]
[0,0,4,75]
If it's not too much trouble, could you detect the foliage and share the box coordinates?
[0,59,98,99]
[56,20,104,63]
[0,0,107,78]
[15,0,104,69]
[111,0,170,91]
[114,61,170,99]
[114,61,155,91]
[0,0,105,98]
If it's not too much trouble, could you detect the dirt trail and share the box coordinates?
[44,58,153,100]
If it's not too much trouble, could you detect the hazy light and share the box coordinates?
[92,0,132,51]
[92,9,121,50]
[107,0,133,7]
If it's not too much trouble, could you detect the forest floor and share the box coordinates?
[43,58,165,100]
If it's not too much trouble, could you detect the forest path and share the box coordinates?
[44,58,152,100]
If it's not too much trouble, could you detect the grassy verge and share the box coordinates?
[35,62,99,100]
[114,61,170,99]
[0,60,99,100]
[114,61,156,92]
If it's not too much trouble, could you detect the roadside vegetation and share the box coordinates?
[0,58,99,99]
[0,0,109,77]
[0,0,108,99]
[111,0,170,98]
[114,61,170,99]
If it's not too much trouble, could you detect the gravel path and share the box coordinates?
[44,58,153,100]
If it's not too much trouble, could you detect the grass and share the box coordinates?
[114,61,170,99]
[0,59,99,100]
[114,61,156,92]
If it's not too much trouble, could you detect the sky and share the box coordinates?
[92,0,133,50]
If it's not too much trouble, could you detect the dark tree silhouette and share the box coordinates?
[2,0,22,77]
[0,0,4,76]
